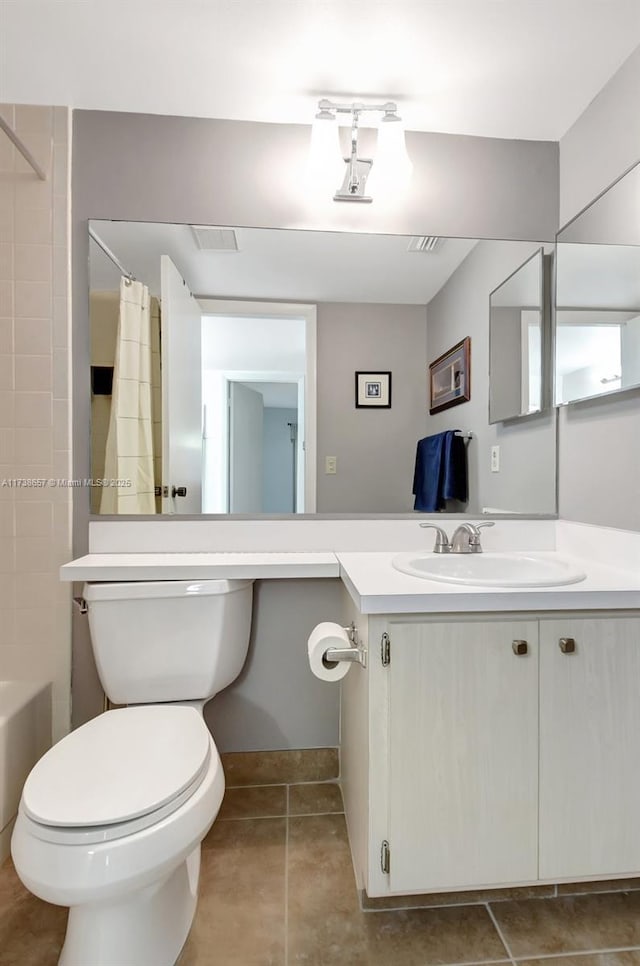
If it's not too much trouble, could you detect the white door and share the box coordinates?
[386,620,539,892]
[539,617,640,880]
[229,382,264,513]
[160,255,203,514]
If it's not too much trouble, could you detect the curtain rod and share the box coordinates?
[0,116,47,181]
[89,227,136,282]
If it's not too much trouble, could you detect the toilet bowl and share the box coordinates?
[11,578,253,966]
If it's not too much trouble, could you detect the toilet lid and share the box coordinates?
[23,706,212,828]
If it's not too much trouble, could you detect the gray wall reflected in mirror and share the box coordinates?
[489,248,549,423]
[89,220,557,517]
[556,159,640,406]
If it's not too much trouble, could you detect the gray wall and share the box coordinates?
[71,109,559,745]
[559,45,640,226]
[558,45,640,530]
[316,303,427,512]
[207,579,342,752]
[426,241,557,515]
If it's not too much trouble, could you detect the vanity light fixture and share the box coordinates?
[309,98,413,203]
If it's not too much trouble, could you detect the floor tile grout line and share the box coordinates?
[288,809,345,818]
[485,902,517,966]
[509,944,640,962]
[360,900,510,913]
[218,808,344,822]
[360,886,640,913]
[225,778,340,790]
[406,959,511,966]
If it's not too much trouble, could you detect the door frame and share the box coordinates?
[199,299,317,513]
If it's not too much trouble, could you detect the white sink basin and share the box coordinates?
[392,552,587,588]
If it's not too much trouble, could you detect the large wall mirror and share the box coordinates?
[555,159,640,406]
[88,221,557,517]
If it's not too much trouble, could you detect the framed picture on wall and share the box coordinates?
[355,371,392,408]
[428,337,471,414]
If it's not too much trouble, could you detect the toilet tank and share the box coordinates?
[83,579,253,705]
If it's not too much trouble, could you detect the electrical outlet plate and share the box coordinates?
[490,446,500,473]
[325,456,337,475]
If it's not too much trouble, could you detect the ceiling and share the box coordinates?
[1,1,640,141]
[89,221,479,303]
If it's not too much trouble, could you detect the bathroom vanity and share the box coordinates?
[63,518,640,901]
[338,549,640,898]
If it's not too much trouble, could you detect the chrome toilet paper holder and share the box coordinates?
[323,622,367,669]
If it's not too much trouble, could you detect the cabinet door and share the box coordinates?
[539,618,640,880]
[387,620,538,892]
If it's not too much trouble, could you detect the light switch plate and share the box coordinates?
[490,445,500,473]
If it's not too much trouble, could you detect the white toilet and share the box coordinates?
[11,577,253,966]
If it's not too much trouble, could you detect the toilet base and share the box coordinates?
[59,845,201,966]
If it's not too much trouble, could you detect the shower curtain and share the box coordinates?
[100,277,156,514]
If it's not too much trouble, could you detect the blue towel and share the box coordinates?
[413,431,468,512]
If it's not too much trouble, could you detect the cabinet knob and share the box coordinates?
[512,640,528,656]
[559,637,576,654]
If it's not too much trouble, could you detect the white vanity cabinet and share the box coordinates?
[539,617,640,881]
[340,605,640,897]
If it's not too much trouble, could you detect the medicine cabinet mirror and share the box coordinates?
[88,221,557,518]
[488,248,550,423]
[555,159,640,406]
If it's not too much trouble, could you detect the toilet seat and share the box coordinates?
[22,706,213,845]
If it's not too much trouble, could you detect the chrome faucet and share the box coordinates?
[450,521,494,553]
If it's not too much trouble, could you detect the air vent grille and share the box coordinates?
[407,236,442,253]
[191,226,239,252]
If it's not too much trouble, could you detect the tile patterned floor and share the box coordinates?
[3,778,640,965]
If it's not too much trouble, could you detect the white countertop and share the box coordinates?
[60,552,340,582]
[60,521,640,615]
[336,551,640,614]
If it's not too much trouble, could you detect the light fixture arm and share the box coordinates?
[347,109,362,196]
[317,98,399,117]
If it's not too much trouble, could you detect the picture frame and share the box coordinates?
[428,337,471,414]
[355,371,392,408]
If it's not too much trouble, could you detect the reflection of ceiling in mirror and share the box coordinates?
[556,244,640,308]
[490,251,541,307]
[241,382,299,408]
[89,221,478,305]
[558,162,640,246]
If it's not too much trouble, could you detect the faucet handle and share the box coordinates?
[468,520,495,552]
[419,523,451,554]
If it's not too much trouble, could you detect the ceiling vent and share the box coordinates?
[191,226,239,252]
[407,236,443,253]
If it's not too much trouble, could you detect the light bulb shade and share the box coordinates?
[307,116,344,194]
[367,118,413,197]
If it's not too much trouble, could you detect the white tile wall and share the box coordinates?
[0,104,71,742]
